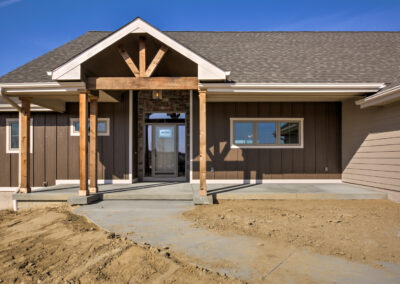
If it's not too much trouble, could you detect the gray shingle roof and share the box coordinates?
[1,30,400,84]
[0,31,110,83]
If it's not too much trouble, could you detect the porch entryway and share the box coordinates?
[12,182,387,210]
[143,112,187,181]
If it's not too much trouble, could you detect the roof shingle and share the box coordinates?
[1,30,400,84]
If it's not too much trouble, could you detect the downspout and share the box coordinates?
[0,88,22,112]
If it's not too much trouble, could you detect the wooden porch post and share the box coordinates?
[199,90,207,196]
[89,95,98,193]
[19,98,31,193]
[79,91,89,196]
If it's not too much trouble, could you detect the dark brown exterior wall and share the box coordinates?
[192,98,342,180]
[0,112,19,187]
[0,93,131,187]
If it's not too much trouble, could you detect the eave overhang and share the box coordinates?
[199,82,385,102]
[356,85,400,108]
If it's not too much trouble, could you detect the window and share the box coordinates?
[230,118,303,148]
[234,122,253,144]
[6,118,34,153]
[145,113,185,123]
[70,118,110,136]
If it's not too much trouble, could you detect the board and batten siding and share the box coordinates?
[342,99,400,192]
[0,95,131,187]
[192,98,342,180]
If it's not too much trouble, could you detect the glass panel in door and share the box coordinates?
[153,125,177,176]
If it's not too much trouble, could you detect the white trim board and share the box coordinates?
[128,90,133,183]
[199,82,385,92]
[189,90,193,183]
[190,179,343,184]
[0,187,45,192]
[51,18,226,81]
[0,187,18,192]
[1,180,139,192]
[55,179,134,185]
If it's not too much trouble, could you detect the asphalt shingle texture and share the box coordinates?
[1,31,400,85]
[0,31,110,83]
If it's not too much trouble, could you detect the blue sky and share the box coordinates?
[0,0,399,76]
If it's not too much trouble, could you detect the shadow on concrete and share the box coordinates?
[207,184,257,195]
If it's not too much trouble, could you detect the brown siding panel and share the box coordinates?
[102,104,114,180]
[33,114,45,187]
[342,99,400,192]
[45,114,57,185]
[56,113,69,180]
[193,102,341,180]
[0,97,130,188]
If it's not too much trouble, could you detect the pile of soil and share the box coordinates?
[183,200,400,266]
[0,205,242,283]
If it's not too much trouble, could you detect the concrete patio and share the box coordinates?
[12,182,387,209]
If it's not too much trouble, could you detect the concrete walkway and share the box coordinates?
[74,201,400,283]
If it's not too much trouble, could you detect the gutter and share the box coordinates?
[199,82,385,93]
[0,88,21,112]
[356,85,400,108]
[0,81,86,95]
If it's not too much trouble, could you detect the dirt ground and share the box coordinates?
[0,205,243,284]
[183,200,400,267]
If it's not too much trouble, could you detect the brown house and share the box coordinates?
[0,18,399,198]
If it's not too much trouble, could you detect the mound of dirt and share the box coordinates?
[183,200,400,266]
[0,205,242,283]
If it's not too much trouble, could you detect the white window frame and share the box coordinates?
[230,118,304,149]
[70,118,110,136]
[6,118,34,154]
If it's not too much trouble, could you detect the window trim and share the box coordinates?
[6,118,34,154]
[230,118,304,149]
[70,118,110,136]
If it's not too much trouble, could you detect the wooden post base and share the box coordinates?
[79,189,89,196]
[89,187,98,194]
[18,187,31,194]
[199,188,207,197]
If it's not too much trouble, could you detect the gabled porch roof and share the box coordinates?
[51,18,227,82]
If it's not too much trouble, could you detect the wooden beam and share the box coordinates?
[117,46,140,77]
[139,36,146,77]
[19,98,31,193]
[145,45,168,77]
[79,92,89,196]
[89,96,98,194]
[30,98,66,113]
[198,90,207,196]
[87,77,198,90]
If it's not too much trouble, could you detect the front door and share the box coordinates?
[152,125,177,177]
